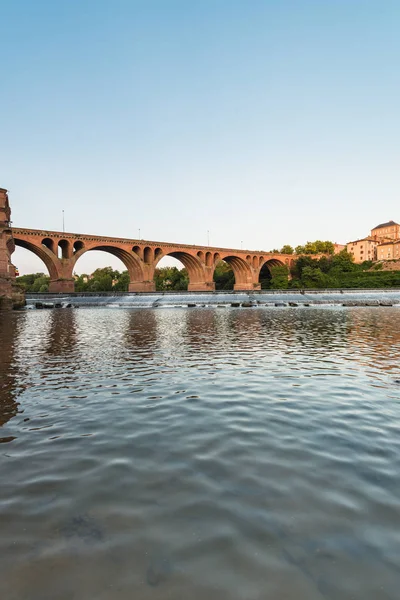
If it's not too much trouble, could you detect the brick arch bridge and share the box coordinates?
[11,228,295,293]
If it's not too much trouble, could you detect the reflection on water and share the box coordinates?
[0,307,400,600]
[0,313,26,431]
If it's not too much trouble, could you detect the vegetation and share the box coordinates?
[16,272,50,292]
[75,267,130,292]
[270,265,290,289]
[270,241,334,255]
[154,266,188,290]
[289,251,400,288]
[213,261,234,290]
[294,240,335,255]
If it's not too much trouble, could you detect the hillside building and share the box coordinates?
[371,221,400,241]
[346,237,378,263]
[376,240,400,261]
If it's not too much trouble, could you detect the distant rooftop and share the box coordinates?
[347,237,377,244]
[372,220,399,230]
[377,239,400,247]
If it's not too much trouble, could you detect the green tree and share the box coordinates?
[295,240,335,255]
[280,245,294,254]
[330,250,356,273]
[17,272,50,292]
[154,266,189,290]
[304,241,318,254]
[213,261,235,290]
[300,266,329,288]
[113,270,130,291]
[270,265,289,289]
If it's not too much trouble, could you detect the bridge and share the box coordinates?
[1,188,294,299]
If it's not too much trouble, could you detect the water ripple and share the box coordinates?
[0,307,400,599]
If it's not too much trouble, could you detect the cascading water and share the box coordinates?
[25,289,400,308]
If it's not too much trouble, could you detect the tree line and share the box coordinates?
[272,240,335,255]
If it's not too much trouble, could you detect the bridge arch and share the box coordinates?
[73,240,84,254]
[42,237,56,254]
[154,251,206,289]
[14,237,60,280]
[219,255,253,289]
[259,258,286,289]
[58,239,72,259]
[73,245,144,284]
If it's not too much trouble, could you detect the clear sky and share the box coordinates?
[2,0,399,274]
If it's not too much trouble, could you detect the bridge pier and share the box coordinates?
[188,281,215,292]
[48,279,75,293]
[0,188,25,309]
[234,283,261,291]
[129,281,156,292]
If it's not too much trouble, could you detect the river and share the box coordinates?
[1,307,400,599]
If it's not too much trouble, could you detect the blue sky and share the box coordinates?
[2,0,399,274]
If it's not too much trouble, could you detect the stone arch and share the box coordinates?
[58,239,72,259]
[14,237,60,280]
[197,250,204,261]
[219,255,253,289]
[154,247,163,260]
[42,237,56,254]
[73,240,84,254]
[252,256,258,269]
[73,245,144,284]
[132,245,142,259]
[259,258,285,289]
[154,251,206,287]
[205,251,213,267]
[261,258,285,270]
[143,246,152,264]
[213,259,235,290]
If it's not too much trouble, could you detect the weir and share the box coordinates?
[25,289,400,309]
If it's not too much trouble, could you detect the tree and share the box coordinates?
[295,240,335,255]
[154,266,189,290]
[330,250,356,272]
[270,265,289,289]
[113,270,130,291]
[213,261,235,290]
[280,245,294,255]
[300,266,329,288]
[17,272,50,292]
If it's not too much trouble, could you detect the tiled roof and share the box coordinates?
[372,220,399,230]
[347,237,377,244]
[377,239,400,247]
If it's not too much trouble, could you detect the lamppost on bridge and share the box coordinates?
[207,230,210,246]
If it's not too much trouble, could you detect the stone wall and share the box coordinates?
[0,188,25,309]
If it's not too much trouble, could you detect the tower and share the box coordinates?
[0,188,24,308]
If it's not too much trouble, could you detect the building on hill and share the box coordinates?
[333,243,346,254]
[376,240,400,261]
[371,220,400,241]
[346,237,378,263]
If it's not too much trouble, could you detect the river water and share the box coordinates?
[1,307,400,600]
